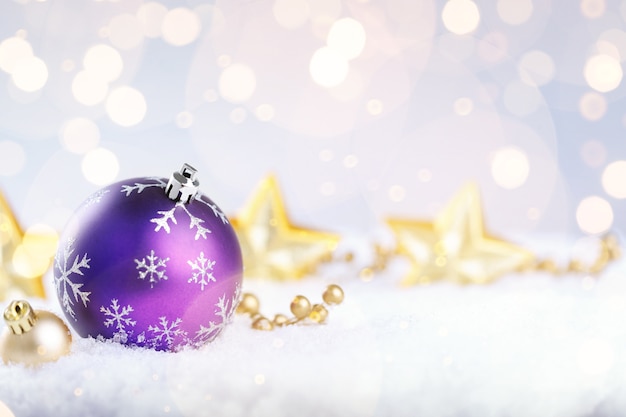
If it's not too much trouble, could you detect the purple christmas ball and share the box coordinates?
[53,170,242,352]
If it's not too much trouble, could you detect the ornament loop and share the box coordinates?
[166,163,200,204]
[3,300,37,335]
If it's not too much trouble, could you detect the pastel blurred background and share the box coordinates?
[4,2,626,415]
[0,0,624,243]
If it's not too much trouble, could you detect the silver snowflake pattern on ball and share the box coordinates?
[194,284,241,345]
[148,316,186,349]
[196,194,230,225]
[187,252,216,291]
[100,299,137,344]
[120,177,167,196]
[151,202,210,240]
[135,250,169,288]
[120,179,229,239]
[84,189,110,207]
[54,238,92,320]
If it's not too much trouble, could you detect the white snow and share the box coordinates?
[2,243,625,416]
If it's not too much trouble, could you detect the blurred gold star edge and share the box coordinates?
[0,190,58,301]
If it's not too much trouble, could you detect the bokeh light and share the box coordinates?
[581,0,606,19]
[175,111,193,129]
[60,118,100,154]
[162,8,201,46]
[255,104,275,121]
[490,147,530,189]
[367,99,383,116]
[72,71,109,106]
[453,97,473,116]
[441,0,480,35]
[137,2,168,38]
[580,140,607,167]
[11,56,48,92]
[83,44,123,83]
[105,86,147,127]
[327,18,366,60]
[273,0,310,29]
[388,185,406,202]
[584,54,623,92]
[218,64,257,103]
[108,14,144,50]
[519,50,555,86]
[0,36,33,74]
[497,0,534,25]
[579,92,607,121]
[602,160,626,198]
[309,46,349,87]
[343,154,358,168]
[81,148,120,186]
[576,196,613,234]
[0,140,26,176]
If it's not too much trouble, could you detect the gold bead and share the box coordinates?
[322,284,344,305]
[290,295,311,319]
[309,304,328,323]
[359,267,374,282]
[569,259,586,273]
[251,316,274,331]
[536,259,559,274]
[273,314,289,327]
[236,293,260,316]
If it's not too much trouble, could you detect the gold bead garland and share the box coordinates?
[352,234,620,283]
[525,234,620,276]
[237,284,345,331]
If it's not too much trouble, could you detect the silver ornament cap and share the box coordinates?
[166,163,199,204]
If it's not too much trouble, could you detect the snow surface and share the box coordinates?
[1,252,626,417]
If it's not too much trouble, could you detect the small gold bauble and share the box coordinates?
[273,314,289,327]
[290,295,311,319]
[251,316,274,331]
[0,300,72,366]
[322,284,344,305]
[309,304,328,323]
[236,293,260,315]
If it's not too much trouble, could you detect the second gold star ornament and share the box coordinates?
[387,183,533,285]
[231,175,340,280]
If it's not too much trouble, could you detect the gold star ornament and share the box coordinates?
[0,190,57,300]
[387,183,534,285]
[231,175,340,280]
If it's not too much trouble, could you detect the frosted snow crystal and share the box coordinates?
[135,249,169,288]
[187,252,216,291]
[53,238,92,320]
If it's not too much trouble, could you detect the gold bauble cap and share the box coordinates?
[3,300,37,335]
